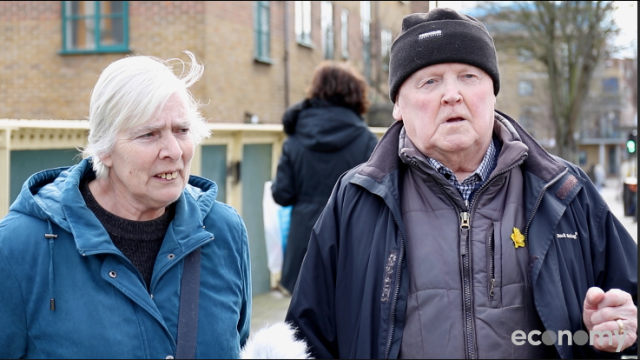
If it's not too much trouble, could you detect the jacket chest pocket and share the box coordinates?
[487,221,532,309]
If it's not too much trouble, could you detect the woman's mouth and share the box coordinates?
[155,171,179,180]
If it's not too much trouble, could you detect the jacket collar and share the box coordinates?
[358,111,567,185]
[495,110,566,183]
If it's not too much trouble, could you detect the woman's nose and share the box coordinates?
[159,133,183,160]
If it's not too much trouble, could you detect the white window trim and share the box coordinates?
[295,1,313,47]
[341,9,349,59]
[321,1,334,59]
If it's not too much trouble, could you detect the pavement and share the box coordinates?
[249,176,638,335]
[250,289,291,335]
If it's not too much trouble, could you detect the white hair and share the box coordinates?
[82,51,210,179]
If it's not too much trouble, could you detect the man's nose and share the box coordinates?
[441,80,462,105]
[159,133,183,160]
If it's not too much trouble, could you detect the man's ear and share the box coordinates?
[392,98,403,121]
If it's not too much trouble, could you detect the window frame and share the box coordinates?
[60,1,130,55]
[602,77,619,94]
[295,1,313,47]
[321,1,334,59]
[360,1,371,81]
[518,80,534,96]
[341,9,349,59]
[381,28,392,72]
[254,1,272,63]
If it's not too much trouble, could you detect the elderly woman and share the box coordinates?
[0,52,251,358]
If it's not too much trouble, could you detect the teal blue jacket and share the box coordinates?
[0,158,251,358]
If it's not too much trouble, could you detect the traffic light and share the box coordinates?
[627,130,637,154]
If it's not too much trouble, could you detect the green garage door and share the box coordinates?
[200,145,227,203]
[10,149,81,204]
[241,144,272,295]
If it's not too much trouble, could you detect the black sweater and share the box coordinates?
[80,180,173,290]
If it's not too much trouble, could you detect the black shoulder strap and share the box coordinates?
[175,247,201,359]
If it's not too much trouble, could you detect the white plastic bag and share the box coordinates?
[263,181,292,288]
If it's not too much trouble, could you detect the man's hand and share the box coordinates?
[583,287,637,352]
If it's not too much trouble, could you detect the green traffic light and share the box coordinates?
[627,140,636,154]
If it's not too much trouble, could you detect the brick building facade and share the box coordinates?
[0,1,430,124]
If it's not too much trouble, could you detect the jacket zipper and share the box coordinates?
[459,208,475,359]
[488,225,495,299]
[384,213,405,359]
[459,156,527,359]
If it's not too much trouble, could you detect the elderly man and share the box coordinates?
[285,8,637,359]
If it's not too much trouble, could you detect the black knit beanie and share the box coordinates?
[389,8,500,103]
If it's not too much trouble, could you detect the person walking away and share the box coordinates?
[272,61,378,295]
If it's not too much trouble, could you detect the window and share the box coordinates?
[519,112,533,130]
[361,1,371,81]
[578,151,588,166]
[61,1,128,54]
[518,80,533,96]
[517,48,533,62]
[381,28,392,72]
[321,2,334,59]
[295,1,312,46]
[254,1,271,62]
[341,9,349,59]
[602,78,619,94]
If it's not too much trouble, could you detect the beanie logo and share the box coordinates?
[418,30,442,40]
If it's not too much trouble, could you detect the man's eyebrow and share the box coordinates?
[173,121,192,128]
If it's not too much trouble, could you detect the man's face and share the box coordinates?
[392,63,496,159]
[101,92,195,213]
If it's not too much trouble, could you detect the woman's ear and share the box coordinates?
[100,153,113,168]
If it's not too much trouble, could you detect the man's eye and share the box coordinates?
[464,74,476,79]
[425,79,435,85]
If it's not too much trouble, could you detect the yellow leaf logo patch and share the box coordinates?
[511,228,525,248]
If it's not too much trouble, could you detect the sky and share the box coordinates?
[432,1,638,58]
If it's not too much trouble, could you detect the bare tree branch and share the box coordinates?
[479,1,619,162]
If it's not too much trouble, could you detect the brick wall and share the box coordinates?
[1,1,426,124]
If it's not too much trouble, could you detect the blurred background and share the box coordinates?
[0,2,637,302]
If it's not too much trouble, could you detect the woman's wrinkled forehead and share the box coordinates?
[120,91,191,130]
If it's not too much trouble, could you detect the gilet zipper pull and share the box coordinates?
[460,211,470,229]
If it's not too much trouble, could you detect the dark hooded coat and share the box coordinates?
[272,98,379,293]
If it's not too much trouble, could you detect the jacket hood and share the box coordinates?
[10,157,219,234]
[284,98,370,152]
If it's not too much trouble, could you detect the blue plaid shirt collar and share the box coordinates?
[399,127,500,202]
[427,138,498,201]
